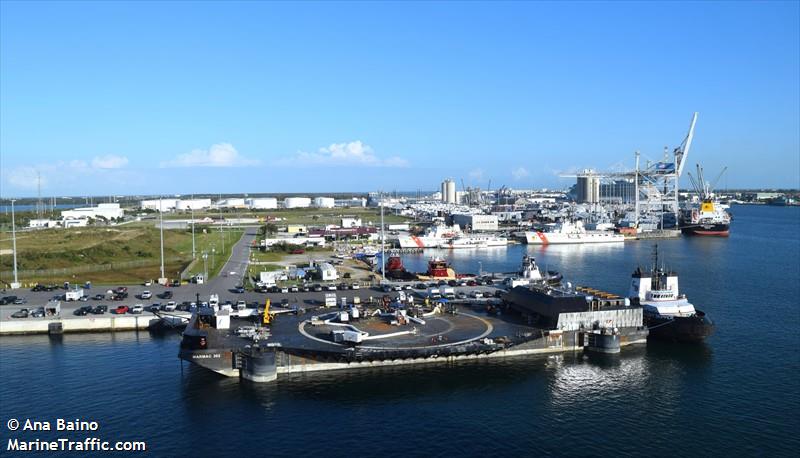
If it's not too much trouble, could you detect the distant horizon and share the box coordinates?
[2,2,798,196]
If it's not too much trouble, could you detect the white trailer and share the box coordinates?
[65,288,84,302]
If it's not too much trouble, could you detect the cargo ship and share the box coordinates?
[680,164,731,236]
[629,248,714,342]
[525,220,625,245]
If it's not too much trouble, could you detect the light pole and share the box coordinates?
[191,195,196,259]
[158,196,165,281]
[202,252,208,281]
[211,247,216,271]
[10,199,19,289]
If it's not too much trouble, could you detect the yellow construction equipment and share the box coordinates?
[263,298,271,325]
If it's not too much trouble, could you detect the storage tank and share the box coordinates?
[246,198,277,209]
[313,197,335,208]
[441,179,456,204]
[577,170,600,204]
[284,197,311,209]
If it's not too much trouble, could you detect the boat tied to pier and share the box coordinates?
[629,246,714,342]
[524,220,625,245]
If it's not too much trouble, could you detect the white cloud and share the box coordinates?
[512,167,529,180]
[160,143,258,168]
[469,168,484,181]
[284,140,409,167]
[6,166,46,191]
[91,154,129,169]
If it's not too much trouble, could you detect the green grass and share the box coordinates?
[0,225,242,285]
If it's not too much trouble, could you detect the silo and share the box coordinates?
[446,180,456,204]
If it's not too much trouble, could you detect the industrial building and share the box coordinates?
[452,214,499,231]
[61,203,125,220]
[284,197,311,209]
[315,262,338,281]
[313,197,335,208]
[141,199,179,212]
[217,198,246,208]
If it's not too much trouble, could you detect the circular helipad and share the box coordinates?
[299,312,493,350]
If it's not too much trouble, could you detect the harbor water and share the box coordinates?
[1,205,798,457]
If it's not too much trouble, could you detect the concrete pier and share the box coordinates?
[0,312,191,335]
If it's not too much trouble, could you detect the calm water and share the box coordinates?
[1,205,798,457]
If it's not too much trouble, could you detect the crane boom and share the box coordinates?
[675,112,698,177]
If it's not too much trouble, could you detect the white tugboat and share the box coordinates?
[629,246,714,342]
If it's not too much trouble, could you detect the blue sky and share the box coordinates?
[1,1,798,197]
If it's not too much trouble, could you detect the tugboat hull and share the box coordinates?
[645,311,714,342]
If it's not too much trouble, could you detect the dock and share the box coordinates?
[0,312,191,335]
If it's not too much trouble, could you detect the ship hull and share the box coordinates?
[179,348,239,377]
[680,223,730,237]
[525,231,625,245]
[645,311,714,342]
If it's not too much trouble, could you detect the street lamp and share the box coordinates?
[10,199,19,289]
[211,247,216,271]
[202,252,208,280]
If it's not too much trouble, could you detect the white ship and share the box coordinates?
[397,223,462,248]
[440,234,508,249]
[524,220,624,245]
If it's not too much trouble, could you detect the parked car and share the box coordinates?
[13,298,26,305]
[0,296,18,305]
[163,301,177,312]
[392,285,402,291]
[290,249,305,254]
[301,285,311,292]
[30,307,45,318]
[493,289,504,298]
[93,294,105,300]
[78,296,89,302]
[326,284,336,291]
[130,304,144,314]
[73,306,90,316]
[140,291,152,299]
[289,285,299,293]
[337,283,349,290]
[143,280,152,286]
[280,286,289,293]
[233,285,245,294]
[351,283,360,290]
[114,306,129,314]
[11,308,29,318]
[467,280,477,287]
[403,284,412,290]
[313,284,323,292]
[448,280,458,287]
[471,290,483,299]
[91,305,108,314]
[415,283,427,290]
[456,292,467,300]
[170,280,181,287]
[159,291,173,300]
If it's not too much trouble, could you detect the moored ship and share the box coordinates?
[398,223,462,248]
[629,248,714,342]
[440,234,508,249]
[525,220,625,245]
[680,164,731,236]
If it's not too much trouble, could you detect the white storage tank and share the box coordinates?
[313,197,335,208]
[284,197,311,208]
[246,198,278,209]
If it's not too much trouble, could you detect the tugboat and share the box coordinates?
[504,255,562,288]
[680,165,731,236]
[629,246,714,342]
[416,257,457,280]
[384,251,417,280]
